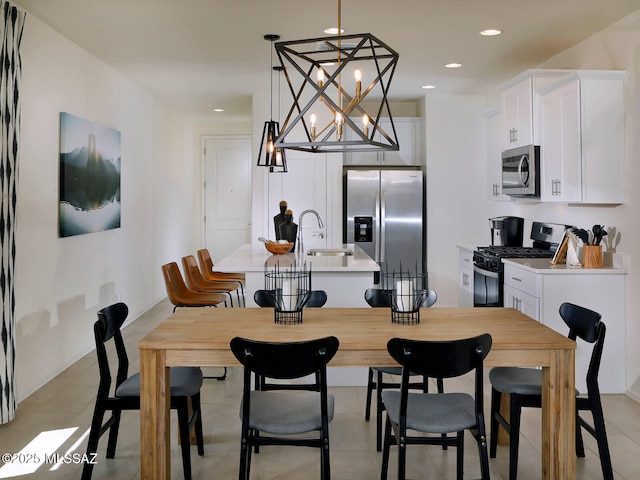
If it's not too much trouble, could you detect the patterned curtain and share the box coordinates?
[0,0,25,424]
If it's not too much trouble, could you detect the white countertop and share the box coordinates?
[502,256,626,274]
[215,243,380,273]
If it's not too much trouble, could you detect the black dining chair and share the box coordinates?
[380,334,492,480]
[230,336,339,480]
[363,287,442,451]
[253,289,327,392]
[489,302,613,480]
[82,302,204,480]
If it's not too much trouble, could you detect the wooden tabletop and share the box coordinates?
[139,307,575,368]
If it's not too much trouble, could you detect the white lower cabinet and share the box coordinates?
[458,248,474,308]
[503,261,626,393]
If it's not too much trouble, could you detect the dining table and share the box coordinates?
[138,306,576,479]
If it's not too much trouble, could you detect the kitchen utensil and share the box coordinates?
[573,228,589,245]
[258,237,272,244]
[592,225,607,246]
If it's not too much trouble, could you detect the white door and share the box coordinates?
[203,136,252,262]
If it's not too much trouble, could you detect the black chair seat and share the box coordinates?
[115,367,203,398]
[382,391,476,433]
[243,390,335,435]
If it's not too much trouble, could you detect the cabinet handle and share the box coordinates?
[462,273,469,286]
[511,277,522,282]
[556,179,561,194]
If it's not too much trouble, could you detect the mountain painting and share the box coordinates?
[59,112,121,237]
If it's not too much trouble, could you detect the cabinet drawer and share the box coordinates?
[459,249,474,268]
[503,264,538,296]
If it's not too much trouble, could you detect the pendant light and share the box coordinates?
[257,34,287,172]
[274,0,399,154]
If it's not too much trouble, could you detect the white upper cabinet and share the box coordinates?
[484,105,511,202]
[538,71,625,204]
[500,70,570,150]
[344,117,420,166]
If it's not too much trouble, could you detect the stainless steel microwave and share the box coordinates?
[501,145,540,197]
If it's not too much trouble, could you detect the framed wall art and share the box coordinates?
[59,112,121,237]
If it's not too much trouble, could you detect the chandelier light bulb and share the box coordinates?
[317,68,325,87]
[362,113,369,136]
[335,112,343,141]
[310,113,317,139]
[354,68,362,99]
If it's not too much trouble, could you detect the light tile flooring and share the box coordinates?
[1,298,639,479]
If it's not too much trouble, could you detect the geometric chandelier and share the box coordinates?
[274,3,399,154]
[257,34,288,172]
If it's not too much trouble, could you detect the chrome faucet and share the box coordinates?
[297,209,324,253]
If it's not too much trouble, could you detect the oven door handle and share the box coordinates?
[473,265,500,279]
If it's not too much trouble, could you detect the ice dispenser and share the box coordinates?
[354,216,373,242]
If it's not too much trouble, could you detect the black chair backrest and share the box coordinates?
[364,288,437,308]
[94,302,130,396]
[387,334,492,380]
[388,334,492,417]
[254,289,327,308]
[306,290,328,307]
[230,336,339,380]
[559,302,606,393]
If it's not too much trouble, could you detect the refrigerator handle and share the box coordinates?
[375,190,381,262]
[379,190,386,263]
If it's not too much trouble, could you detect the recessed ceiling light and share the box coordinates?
[480,29,502,36]
[213,108,224,112]
[444,63,462,69]
[324,27,345,35]
[421,85,436,90]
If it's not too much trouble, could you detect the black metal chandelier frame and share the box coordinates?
[274,33,400,153]
[257,34,287,172]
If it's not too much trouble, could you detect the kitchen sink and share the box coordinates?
[307,248,354,256]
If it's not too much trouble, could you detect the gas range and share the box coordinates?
[473,246,555,273]
[473,221,569,307]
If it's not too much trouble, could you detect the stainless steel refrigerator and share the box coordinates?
[343,167,425,276]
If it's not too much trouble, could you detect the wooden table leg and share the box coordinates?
[541,349,575,480]
[140,348,171,480]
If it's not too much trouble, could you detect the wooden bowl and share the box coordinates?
[264,242,294,255]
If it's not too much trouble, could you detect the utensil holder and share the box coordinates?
[582,245,603,269]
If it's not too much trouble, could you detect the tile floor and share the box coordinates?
[1,298,639,479]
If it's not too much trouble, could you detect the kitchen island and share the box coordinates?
[215,243,380,307]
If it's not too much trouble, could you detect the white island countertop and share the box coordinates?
[215,243,380,273]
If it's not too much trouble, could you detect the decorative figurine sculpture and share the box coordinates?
[274,200,287,240]
[279,209,298,250]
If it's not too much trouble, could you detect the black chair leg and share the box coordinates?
[489,387,501,458]
[508,395,523,480]
[576,413,586,457]
[82,407,106,480]
[456,430,464,480]
[380,416,392,480]
[321,426,331,480]
[365,367,374,421]
[375,370,384,452]
[105,410,122,458]
[176,400,193,480]
[477,424,491,480]
[192,393,205,456]
[590,399,614,480]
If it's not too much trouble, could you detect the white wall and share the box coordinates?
[15,14,193,400]
[423,95,488,306]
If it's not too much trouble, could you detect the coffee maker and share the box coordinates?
[490,216,524,246]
